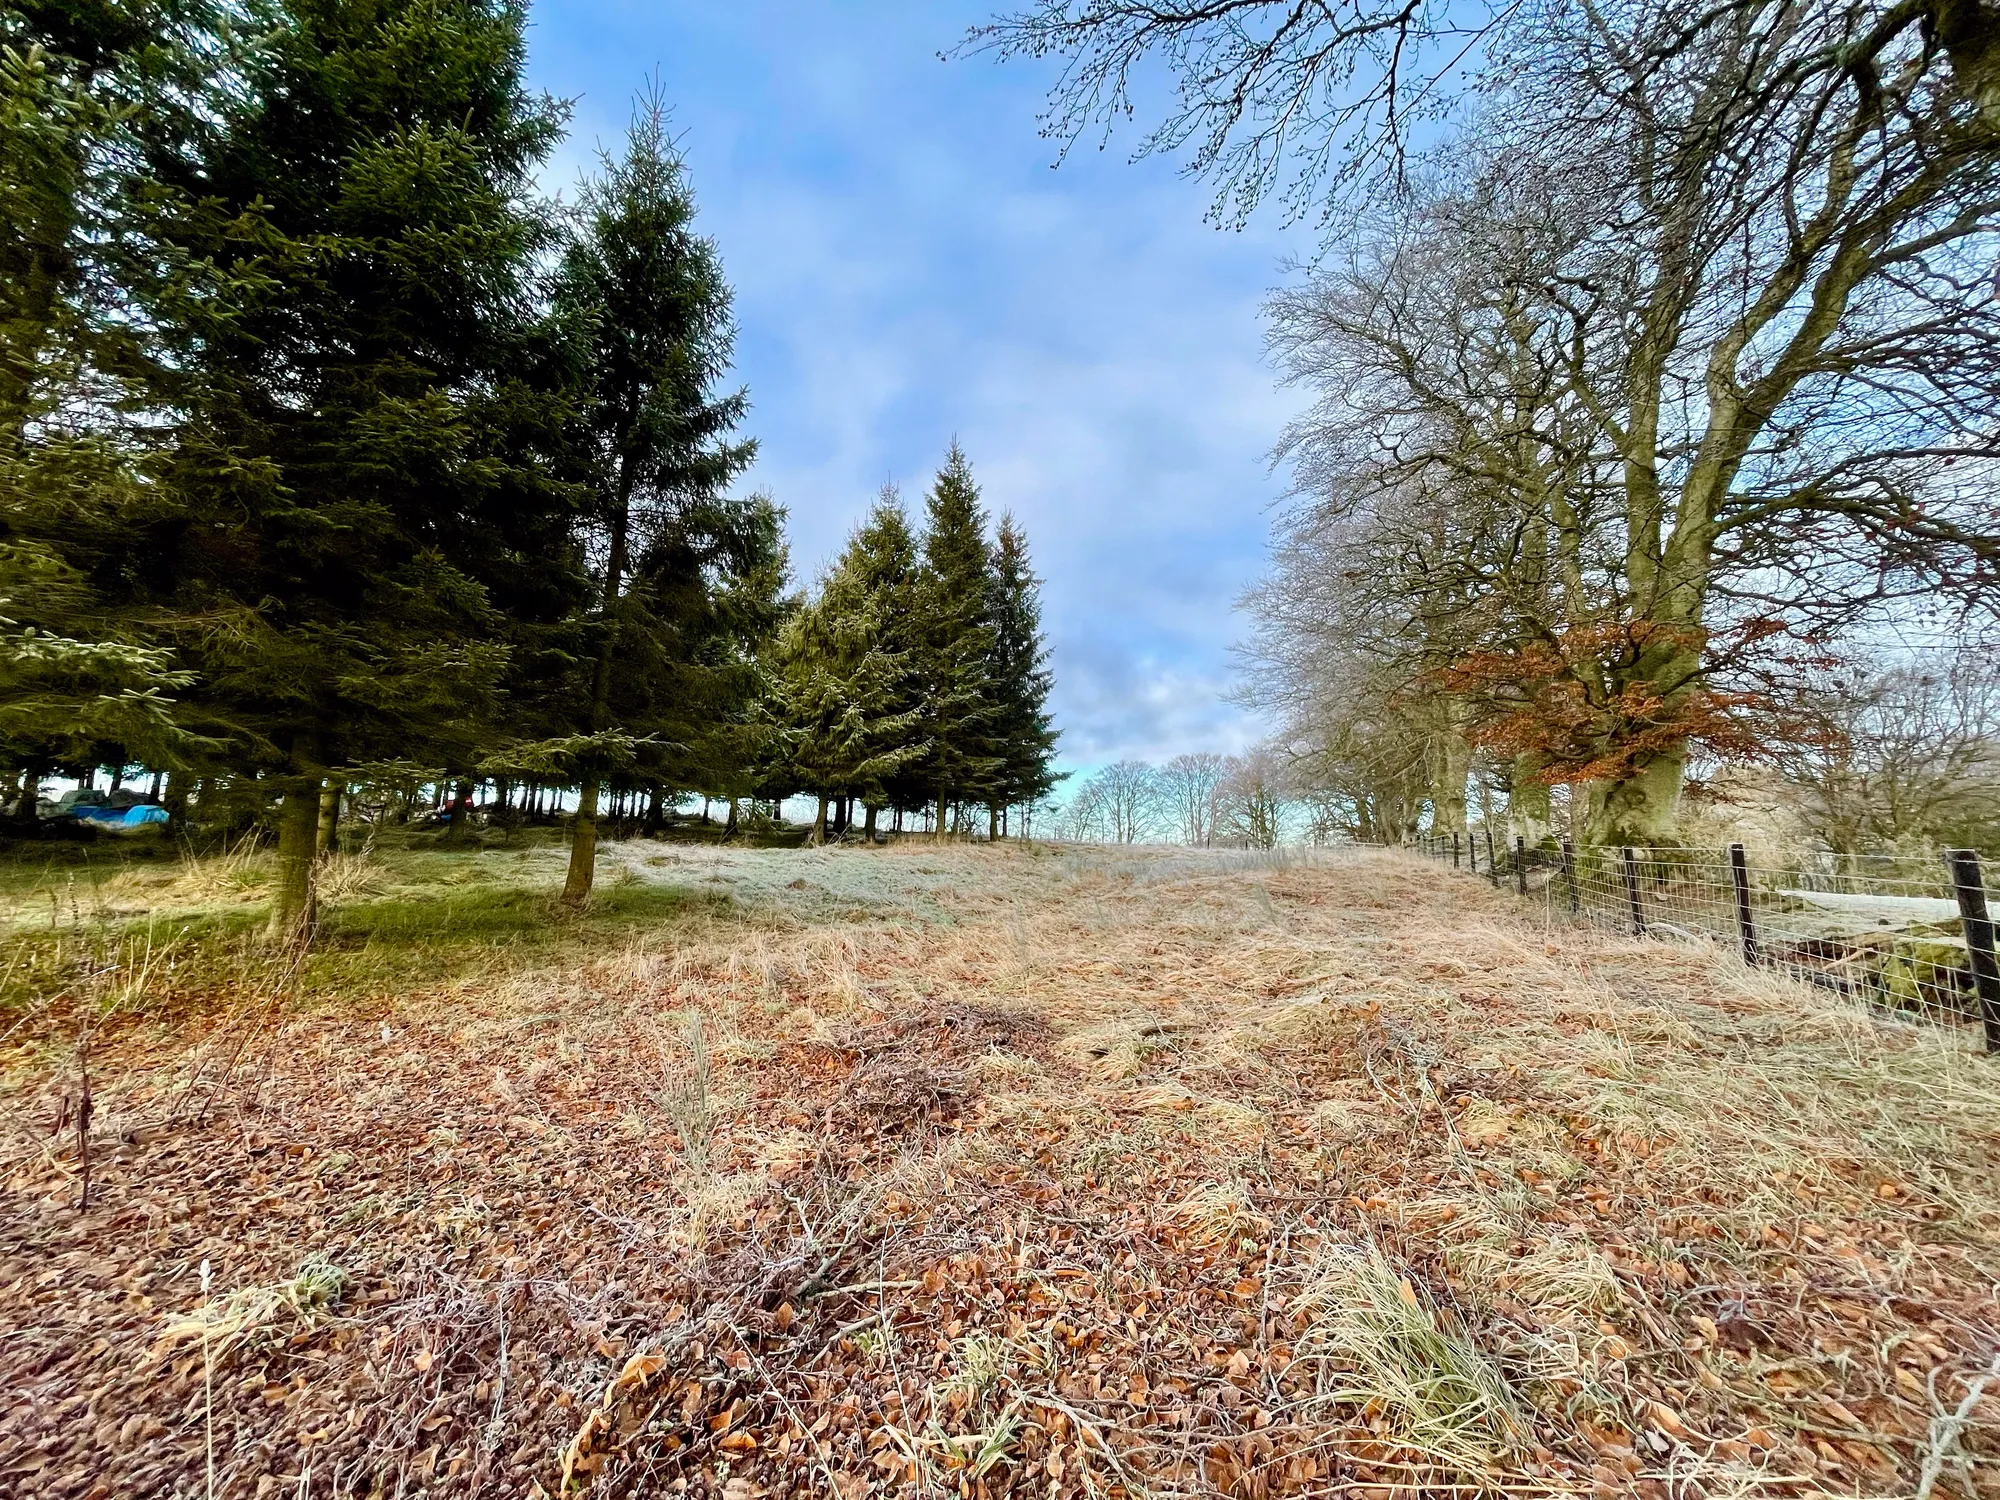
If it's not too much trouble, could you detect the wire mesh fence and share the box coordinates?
[1402,830,2000,1052]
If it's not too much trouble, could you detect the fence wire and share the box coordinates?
[1403,831,2000,1050]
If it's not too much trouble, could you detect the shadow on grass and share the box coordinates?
[320,879,719,947]
[0,879,734,1021]
[293,880,736,996]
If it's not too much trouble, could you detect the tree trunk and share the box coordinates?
[564,781,601,905]
[645,785,665,835]
[267,782,322,945]
[163,772,189,825]
[934,793,948,842]
[1583,747,1685,848]
[445,779,474,844]
[1508,755,1553,849]
[12,763,42,823]
[863,803,878,842]
[810,794,828,845]
[1430,724,1472,836]
[723,797,739,840]
[315,781,342,855]
[987,804,999,842]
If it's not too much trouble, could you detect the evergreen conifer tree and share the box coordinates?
[0,5,217,815]
[676,503,790,835]
[538,88,755,902]
[766,593,849,843]
[986,514,1059,832]
[767,495,924,842]
[912,443,1001,838]
[130,0,567,940]
[827,491,924,836]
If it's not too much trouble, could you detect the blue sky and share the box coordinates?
[525,1,1307,775]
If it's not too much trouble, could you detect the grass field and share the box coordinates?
[1,837,1995,1498]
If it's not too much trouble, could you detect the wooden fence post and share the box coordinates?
[1485,828,1498,887]
[1561,839,1579,915]
[1622,847,1645,936]
[1945,849,2000,1055]
[1729,843,1760,968]
[1453,832,1461,869]
[1515,835,1528,896]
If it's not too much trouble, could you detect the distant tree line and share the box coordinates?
[0,0,1058,941]
[1047,752,1289,849]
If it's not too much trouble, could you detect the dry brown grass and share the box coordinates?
[1,841,1995,1498]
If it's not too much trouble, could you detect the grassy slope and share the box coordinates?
[0,840,1995,1499]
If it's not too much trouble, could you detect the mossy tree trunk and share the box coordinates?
[563,781,600,904]
[1429,717,1472,836]
[267,781,322,945]
[315,781,341,855]
[1584,747,1686,848]
[1508,755,1553,848]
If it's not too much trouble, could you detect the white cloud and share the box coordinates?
[528,0,1309,770]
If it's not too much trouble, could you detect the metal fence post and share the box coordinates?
[1453,832,1461,869]
[1515,835,1528,896]
[1622,846,1646,936]
[1486,828,1499,887]
[1945,849,2000,1054]
[1561,838,1579,915]
[1729,843,1760,967]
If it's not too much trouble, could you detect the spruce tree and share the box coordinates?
[767,497,924,843]
[912,443,1001,838]
[766,593,851,843]
[826,491,924,836]
[986,514,1059,832]
[130,0,567,940]
[646,494,788,828]
[540,88,755,902]
[0,5,216,814]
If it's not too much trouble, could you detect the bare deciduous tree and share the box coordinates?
[989,0,2000,846]
[1215,749,1287,849]
[1775,652,2000,855]
[1087,759,1159,843]
[1155,751,1228,845]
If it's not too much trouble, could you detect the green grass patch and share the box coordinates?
[0,843,738,1017]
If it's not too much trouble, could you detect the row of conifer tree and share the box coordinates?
[772,449,1060,847]
[2,0,1058,937]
